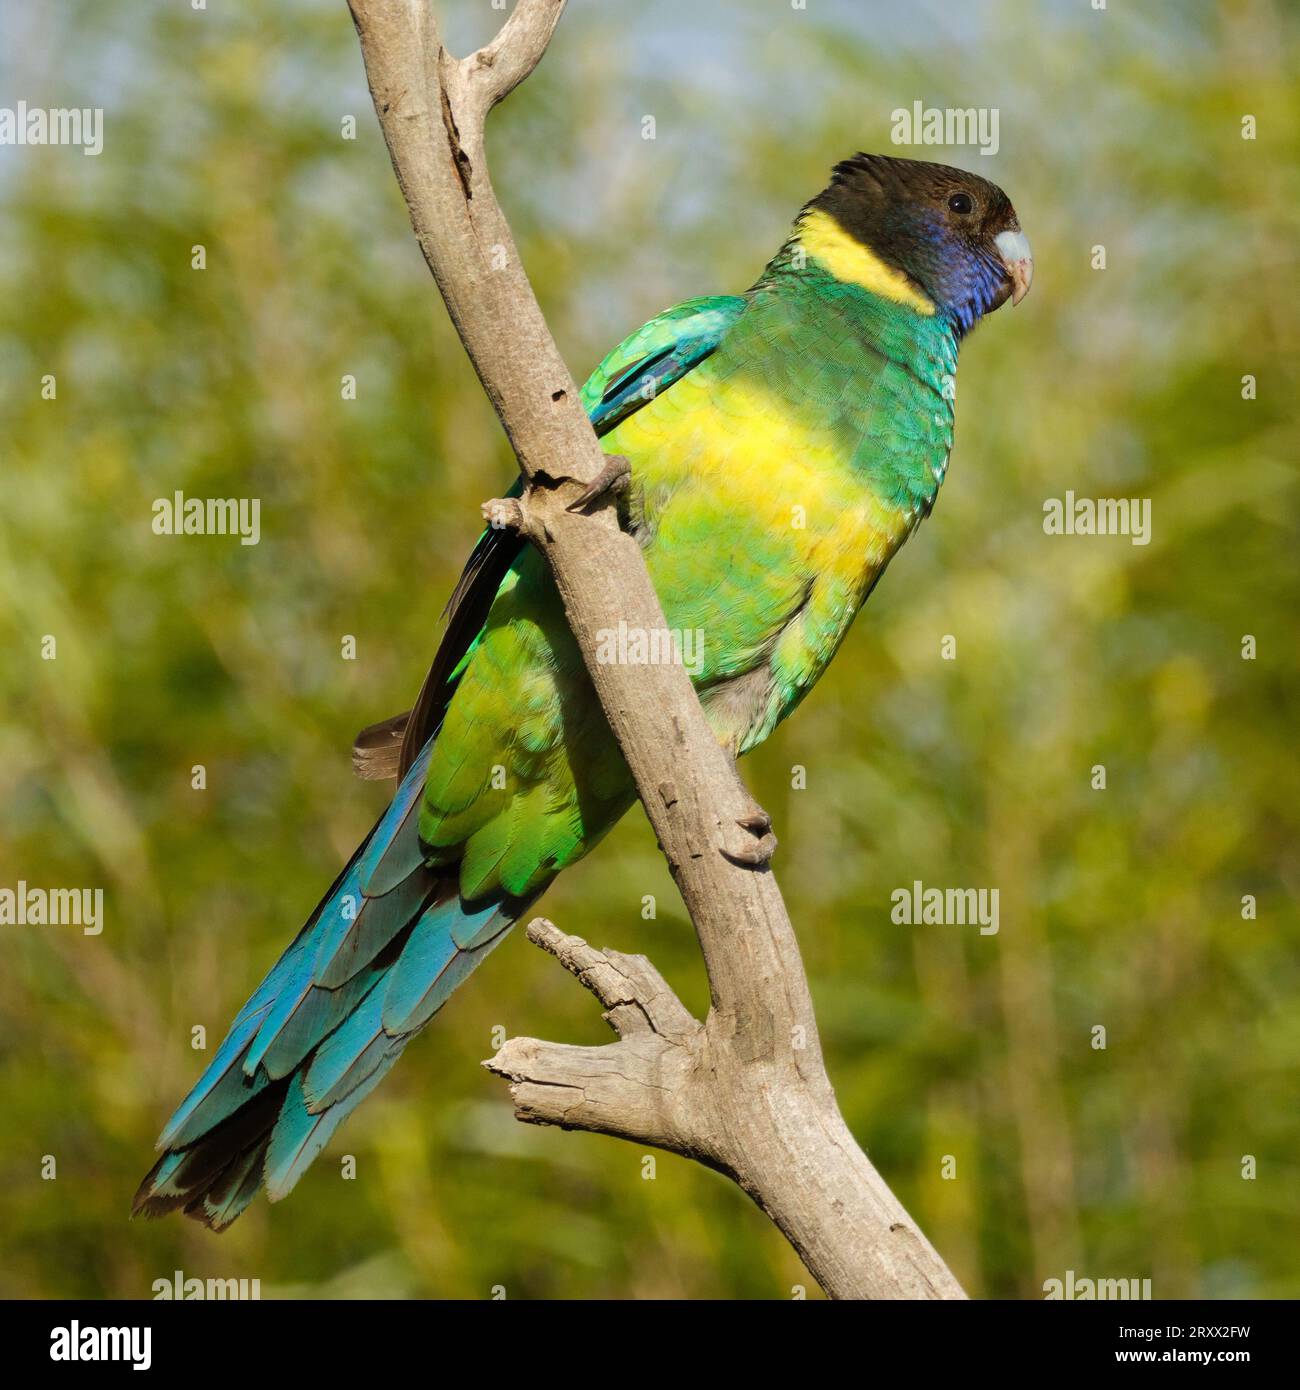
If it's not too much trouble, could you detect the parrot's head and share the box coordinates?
[799,152,1032,335]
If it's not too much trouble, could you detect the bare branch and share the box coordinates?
[461,0,566,116]
[484,920,708,1156]
[349,0,966,1300]
[521,917,698,1040]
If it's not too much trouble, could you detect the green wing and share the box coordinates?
[582,295,746,434]
[353,295,748,778]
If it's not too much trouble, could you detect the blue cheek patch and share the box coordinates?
[904,210,1007,336]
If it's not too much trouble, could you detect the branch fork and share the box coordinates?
[484,919,709,1157]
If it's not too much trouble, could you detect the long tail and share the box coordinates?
[132,741,531,1230]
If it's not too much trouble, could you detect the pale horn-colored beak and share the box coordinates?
[994,228,1033,306]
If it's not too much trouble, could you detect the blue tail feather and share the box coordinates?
[302,986,388,1111]
[263,1059,400,1203]
[314,866,439,991]
[381,899,508,1032]
[132,739,529,1230]
[257,962,389,1081]
[387,926,512,1035]
[157,1005,271,1149]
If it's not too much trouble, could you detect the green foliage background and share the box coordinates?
[0,0,1296,1299]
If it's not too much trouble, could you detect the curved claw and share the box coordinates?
[722,805,777,868]
[566,454,631,514]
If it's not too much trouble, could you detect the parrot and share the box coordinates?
[134,153,1032,1229]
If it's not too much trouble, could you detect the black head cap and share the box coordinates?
[806,153,1029,331]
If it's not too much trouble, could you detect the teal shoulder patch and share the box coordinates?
[581,295,746,436]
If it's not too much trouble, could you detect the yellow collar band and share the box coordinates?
[797,209,936,316]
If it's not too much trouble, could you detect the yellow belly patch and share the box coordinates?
[609,372,909,614]
[797,209,935,316]
[603,371,916,745]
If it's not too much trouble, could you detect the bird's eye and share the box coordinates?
[948,192,974,215]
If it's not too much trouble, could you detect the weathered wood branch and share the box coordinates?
[347,0,965,1300]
